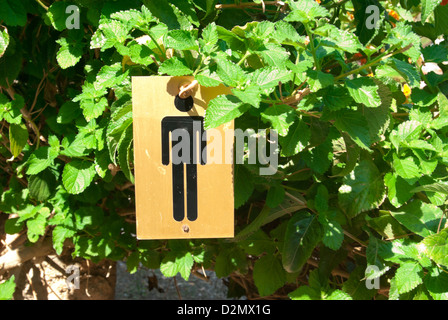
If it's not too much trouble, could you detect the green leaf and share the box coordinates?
[424,266,448,300]
[0,0,27,26]
[288,285,320,300]
[62,160,96,195]
[266,185,285,209]
[28,170,57,202]
[251,67,292,92]
[366,236,390,279]
[9,123,28,158]
[342,265,377,300]
[0,28,9,58]
[253,255,286,297]
[257,43,290,68]
[419,228,448,268]
[204,94,249,129]
[322,86,353,111]
[158,56,194,76]
[346,78,381,108]
[352,0,384,45]
[307,70,334,92]
[56,36,84,69]
[0,275,16,300]
[117,125,134,183]
[27,207,50,243]
[261,104,297,136]
[411,181,448,195]
[421,0,442,22]
[322,219,344,251]
[392,154,421,184]
[332,110,372,150]
[215,58,248,87]
[200,22,218,53]
[160,252,195,281]
[232,86,261,109]
[282,212,322,273]
[279,118,311,157]
[394,261,424,294]
[195,69,221,87]
[46,1,72,31]
[384,173,414,208]
[390,120,422,151]
[26,146,59,175]
[234,165,254,209]
[53,226,76,255]
[285,0,330,23]
[164,30,198,51]
[338,159,386,217]
[302,139,333,175]
[389,200,445,238]
[435,4,448,35]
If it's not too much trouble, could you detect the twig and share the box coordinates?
[173,277,182,300]
[215,1,285,9]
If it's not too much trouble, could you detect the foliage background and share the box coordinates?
[1,0,448,300]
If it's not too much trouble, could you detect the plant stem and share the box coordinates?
[237,51,251,66]
[36,0,48,11]
[335,44,413,81]
[304,23,320,71]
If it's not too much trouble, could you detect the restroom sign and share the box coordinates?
[132,76,234,239]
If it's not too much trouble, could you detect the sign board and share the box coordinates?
[132,76,234,239]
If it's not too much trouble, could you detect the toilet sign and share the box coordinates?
[132,76,234,239]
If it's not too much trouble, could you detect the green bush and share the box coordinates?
[1,0,448,300]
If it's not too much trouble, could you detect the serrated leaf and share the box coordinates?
[282,212,322,273]
[424,266,448,300]
[0,0,27,26]
[232,86,261,109]
[394,261,423,294]
[346,78,381,108]
[322,219,344,251]
[421,0,442,22]
[279,118,310,157]
[419,228,448,268]
[195,69,221,87]
[392,154,420,183]
[53,226,76,255]
[338,159,386,217]
[158,56,193,76]
[251,67,292,91]
[160,252,194,281]
[0,28,9,58]
[62,160,96,195]
[285,0,330,23]
[332,110,372,150]
[265,185,285,208]
[117,125,134,183]
[389,200,445,238]
[0,275,16,300]
[164,30,198,51]
[253,255,286,297]
[261,104,297,136]
[215,58,248,87]
[234,165,254,209]
[204,94,249,129]
[56,37,84,69]
[384,172,414,208]
[9,123,28,158]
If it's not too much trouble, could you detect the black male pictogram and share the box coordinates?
[161,95,207,222]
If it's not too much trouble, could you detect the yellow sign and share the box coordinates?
[132,76,234,239]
